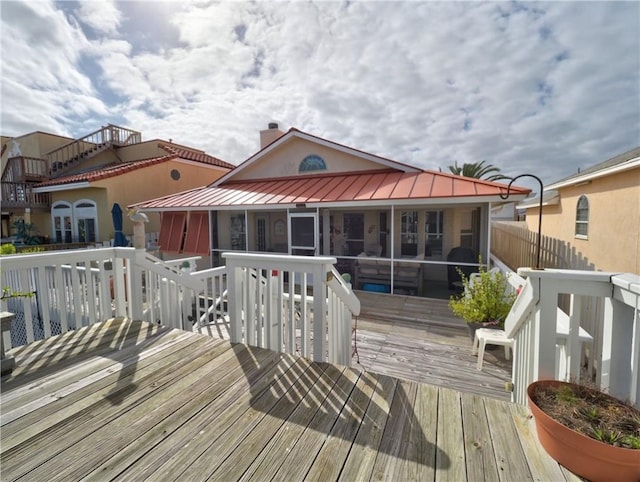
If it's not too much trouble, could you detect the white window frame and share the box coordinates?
[400,210,418,257]
[575,195,589,239]
[425,210,444,258]
[51,201,73,243]
[73,199,99,243]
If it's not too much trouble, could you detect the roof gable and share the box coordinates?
[546,146,640,190]
[213,128,419,186]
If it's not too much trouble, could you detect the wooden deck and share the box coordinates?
[197,290,514,401]
[1,318,580,481]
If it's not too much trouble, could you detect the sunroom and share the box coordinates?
[135,126,530,298]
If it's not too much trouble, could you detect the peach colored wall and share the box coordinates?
[525,168,640,273]
[115,140,168,162]
[233,137,389,180]
[1,132,71,163]
[94,160,228,236]
[40,188,109,241]
[36,160,228,243]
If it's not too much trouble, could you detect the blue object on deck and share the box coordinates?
[362,283,390,293]
[111,203,128,247]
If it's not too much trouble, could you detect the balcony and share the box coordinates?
[0,181,51,211]
[1,247,637,479]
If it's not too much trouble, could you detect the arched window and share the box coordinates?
[51,201,72,243]
[575,195,589,238]
[73,199,98,243]
[299,154,327,173]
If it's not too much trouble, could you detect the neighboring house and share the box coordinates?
[133,124,530,297]
[517,146,640,273]
[1,125,234,245]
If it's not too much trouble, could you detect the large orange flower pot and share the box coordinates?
[527,380,640,482]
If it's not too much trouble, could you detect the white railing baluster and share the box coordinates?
[506,268,639,407]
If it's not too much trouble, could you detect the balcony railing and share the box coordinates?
[0,181,51,209]
[0,248,359,366]
[46,124,142,175]
[506,267,640,408]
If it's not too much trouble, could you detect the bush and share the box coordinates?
[448,264,516,325]
[0,244,16,256]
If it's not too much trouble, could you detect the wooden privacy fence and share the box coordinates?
[491,221,595,271]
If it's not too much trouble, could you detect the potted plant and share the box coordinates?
[527,380,639,482]
[448,263,516,342]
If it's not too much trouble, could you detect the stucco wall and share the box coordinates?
[233,137,390,180]
[35,159,227,244]
[525,168,640,273]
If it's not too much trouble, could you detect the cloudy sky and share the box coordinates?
[1,1,638,187]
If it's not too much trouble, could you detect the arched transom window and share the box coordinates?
[299,154,327,173]
[575,195,589,238]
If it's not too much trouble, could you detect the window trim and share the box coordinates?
[51,201,73,243]
[575,195,589,239]
[400,210,418,257]
[424,210,444,258]
[73,199,98,243]
[299,154,327,173]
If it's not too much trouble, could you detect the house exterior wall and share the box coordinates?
[525,168,640,273]
[115,140,170,162]
[94,159,228,237]
[232,137,391,181]
[1,132,72,171]
[31,160,227,244]
[37,187,109,242]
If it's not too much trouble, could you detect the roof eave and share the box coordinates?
[546,157,640,190]
[32,182,91,193]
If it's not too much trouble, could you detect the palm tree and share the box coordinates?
[448,161,510,182]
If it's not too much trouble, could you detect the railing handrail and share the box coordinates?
[327,265,361,316]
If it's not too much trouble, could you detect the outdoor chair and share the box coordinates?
[472,328,514,370]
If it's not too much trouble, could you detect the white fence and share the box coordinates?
[505,268,640,408]
[1,248,359,366]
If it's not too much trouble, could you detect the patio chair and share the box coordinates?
[472,328,514,370]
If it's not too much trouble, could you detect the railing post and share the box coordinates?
[312,263,327,363]
[601,295,637,403]
[226,259,243,344]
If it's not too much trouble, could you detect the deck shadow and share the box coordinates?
[236,347,450,479]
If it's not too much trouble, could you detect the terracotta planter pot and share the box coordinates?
[527,380,640,482]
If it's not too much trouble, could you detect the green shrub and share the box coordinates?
[448,263,516,325]
[0,244,16,255]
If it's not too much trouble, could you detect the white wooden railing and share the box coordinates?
[0,248,211,347]
[224,252,360,365]
[1,248,359,366]
[505,268,640,408]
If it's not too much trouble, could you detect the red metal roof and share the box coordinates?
[133,169,531,210]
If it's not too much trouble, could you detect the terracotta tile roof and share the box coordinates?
[158,144,236,169]
[35,156,173,187]
[35,147,234,188]
[133,169,531,210]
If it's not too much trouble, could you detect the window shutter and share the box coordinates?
[183,212,210,255]
[158,212,186,253]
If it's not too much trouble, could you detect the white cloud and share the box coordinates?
[76,0,122,36]
[1,1,638,186]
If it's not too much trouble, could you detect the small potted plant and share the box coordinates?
[528,380,640,482]
[448,263,516,342]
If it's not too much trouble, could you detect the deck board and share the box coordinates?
[1,318,576,481]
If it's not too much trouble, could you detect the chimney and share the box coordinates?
[260,122,285,149]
